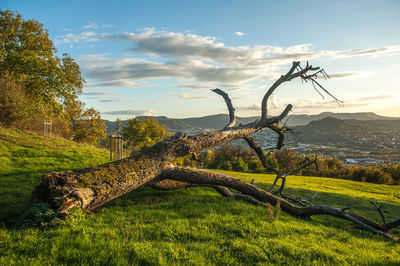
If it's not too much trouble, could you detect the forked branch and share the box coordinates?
[261,61,343,120]
[212,88,236,129]
[370,201,386,224]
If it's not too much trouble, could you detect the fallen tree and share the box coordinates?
[34,62,400,240]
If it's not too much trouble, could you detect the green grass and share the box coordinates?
[0,126,399,265]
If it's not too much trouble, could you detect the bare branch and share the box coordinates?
[260,61,343,120]
[213,186,264,206]
[309,77,344,106]
[260,104,293,126]
[341,206,353,212]
[283,155,318,177]
[268,155,318,196]
[267,124,286,149]
[260,60,333,120]
[370,201,386,224]
[243,135,280,175]
[211,88,236,129]
[160,167,396,240]
[311,79,326,99]
[261,61,300,119]
[382,217,400,232]
[278,192,318,207]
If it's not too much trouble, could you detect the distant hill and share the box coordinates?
[137,116,197,132]
[286,112,398,126]
[293,117,400,146]
[104,112,399,133]
[180,114,258,130]
[104,116,199,134]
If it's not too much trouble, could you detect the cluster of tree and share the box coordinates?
[122,118,169,155]
[174,144,399,185]
[296,153,397,184]
[0,10,105,145]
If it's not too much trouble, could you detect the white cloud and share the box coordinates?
[83,22,112,30]
[55,31,99,44]
[177,84,216,90]
[83,22,99,29]
[237,104,260,111]
[102,109,156,116]
[67,29,400,94]
[82,91,116,95]
[315,71,373,80]
[357,95,395,101]
[85,79,149,89]
[170,93,209,99]
[234,32,245,37]
[99,99,134,103]
[345,45,400,57]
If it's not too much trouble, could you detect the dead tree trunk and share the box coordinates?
[34,62,399,240]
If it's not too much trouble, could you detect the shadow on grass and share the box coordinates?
[2,174,400,241]
[97,182,400,237]
[0,168,74,226]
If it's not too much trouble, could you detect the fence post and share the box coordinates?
[109,135,113,160]
[43,119,52,137]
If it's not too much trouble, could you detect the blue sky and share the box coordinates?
[3,0,400,120]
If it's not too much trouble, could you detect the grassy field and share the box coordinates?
[0,126,399,265]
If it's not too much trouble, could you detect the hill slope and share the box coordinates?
[0,127,109,222]
[0,127,399,265]
[287,111,398,126]
[293,117,400,149]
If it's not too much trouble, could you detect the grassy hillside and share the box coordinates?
[0,127,110,222]
[0,127,399,265]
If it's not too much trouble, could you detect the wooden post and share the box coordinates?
[43,120,52,137]
[116,135,120,160]
[121,137,124,159]
[109,135,113,160]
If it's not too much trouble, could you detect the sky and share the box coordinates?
[3,0,400,120]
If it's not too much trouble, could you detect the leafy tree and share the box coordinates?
[0,10,84,118]
[274,149,300,173]
[0,72,33,126]
[382,163,400,183]
[72,107,106,145]
[349,166,393,184]
[265,152,279,171]
[123,118,169,154]
[0,10,106,144]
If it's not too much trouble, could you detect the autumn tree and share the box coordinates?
[0,10,84,118]
[0,10,106,143]
[71,107,106,145]
[123,118,169,154]
[0,73,33,127]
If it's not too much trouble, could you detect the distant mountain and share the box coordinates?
[177,112,398,129]
[293,117,400,146]
[286,112,398,126]
[180,114,258,130]
[104,116,198,134]
[137,116,197,132]
[104,112,399,133]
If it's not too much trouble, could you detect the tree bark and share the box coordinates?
[34,125,265,216]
